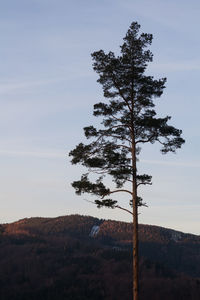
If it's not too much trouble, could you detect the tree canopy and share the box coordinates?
[69,22,184,211]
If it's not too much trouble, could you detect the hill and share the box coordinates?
[0,215,200,299]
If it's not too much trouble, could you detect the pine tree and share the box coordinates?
[69,22,185,300]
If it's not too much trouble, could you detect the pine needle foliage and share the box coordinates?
[69,21,184,209]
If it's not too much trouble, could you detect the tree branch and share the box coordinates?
[137,182,152,188]
[135,134,156,144]
[92,131,131,146]
[127,179,133,183]
[111,114,132,131]
[102,189,133,198]
[116,205,133,215]
[157,138,166,145]
[107,124,129,130]
[116,144,132,150]
[103,133,132,143]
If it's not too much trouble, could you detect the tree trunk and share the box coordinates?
[132,135,139,300]
[132,192,139,300]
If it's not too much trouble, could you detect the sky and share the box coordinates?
[0,0,199,235]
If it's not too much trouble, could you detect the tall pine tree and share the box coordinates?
[69,22,185,300]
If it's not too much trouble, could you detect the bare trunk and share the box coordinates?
[132,187,138,300]
[132,133,139,300]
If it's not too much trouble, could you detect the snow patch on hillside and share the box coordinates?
[89,225,100,237]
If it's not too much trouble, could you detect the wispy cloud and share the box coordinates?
[0,67,93,95]
[140,159,200,168]
[149,61,200,73]
[0,78,68,94]
[121,0,199,33]
[0,149,65,159]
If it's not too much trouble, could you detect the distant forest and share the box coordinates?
[0,215,200,300]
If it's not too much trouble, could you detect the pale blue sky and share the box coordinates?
[0,0,199,234]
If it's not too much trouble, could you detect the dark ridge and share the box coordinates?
[0,215,199,300]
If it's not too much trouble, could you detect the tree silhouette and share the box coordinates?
[69,22,185,300]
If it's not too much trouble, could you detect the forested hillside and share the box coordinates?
[0,215,199,300]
